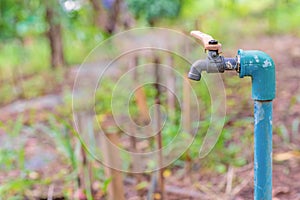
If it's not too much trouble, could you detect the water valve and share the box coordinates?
[188,31,237,81]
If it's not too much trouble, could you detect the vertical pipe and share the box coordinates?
[254,101,272,200]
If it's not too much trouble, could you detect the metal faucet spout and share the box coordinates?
[188,59,208,81]
[188,54,237,81]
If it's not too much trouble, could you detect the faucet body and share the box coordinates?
[188,50,237,81]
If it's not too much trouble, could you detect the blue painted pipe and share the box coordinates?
[238,50,275,200]
[254,101,272,200]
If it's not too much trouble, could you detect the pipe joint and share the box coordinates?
[238,49,276,101]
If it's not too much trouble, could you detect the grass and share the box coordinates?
[0,117,34,198]
[0,68,67,105]
[0,38,49,77]
[0,114,108,199]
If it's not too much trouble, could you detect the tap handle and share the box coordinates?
[190,31,222,53]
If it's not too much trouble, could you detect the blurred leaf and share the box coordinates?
[47,117,77,170]
[126,0,181,24]
[215,164,226,174]
[292,118,300,138]
[278,124,289,143]
[274,151,300,162]
[0,178,36,197]
[10,115,23,136]
[102,177,112,194]
[233,157,247,167]
[135,181,148,190]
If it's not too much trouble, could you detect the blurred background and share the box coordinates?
[1,0,300,199]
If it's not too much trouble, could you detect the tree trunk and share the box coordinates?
[106,0,121,33]
[90,0,121,34]
[154,56,165,199]
[89,0,108,30]
[46,6,65,68]
[100,131,125,200]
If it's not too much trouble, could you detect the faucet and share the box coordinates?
[188,31,238,80]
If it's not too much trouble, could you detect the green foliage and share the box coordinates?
[201,119,252,174]
[179,0,300,40]
[0,117,25,172]
[0,119,36,198]
[0,37,49,77]
[0,0,106,74]
[0,0,47,40]
[126,0,181,24]
[63,26,104,65]
[102,177,112,194]
[47,117,78,170]
[95,78,116,115]
[0,178,37,199]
